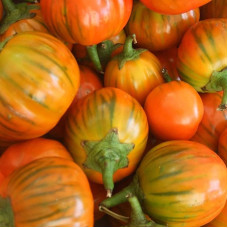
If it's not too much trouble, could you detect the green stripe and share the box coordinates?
[150,148,189,163]
[192,29,212,63]
[18,45,73,86]
[19,205,72,223]
[149,170,183,182]
[0,94,35,125]
[63,0,74,40]
[150,189,192,196]
[11,164,71,190]
[109,89,116,126]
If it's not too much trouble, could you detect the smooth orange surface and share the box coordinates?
[144,81,204,140]
[140,0,211,14]
[206,202,227,227]
[0,138,72,184]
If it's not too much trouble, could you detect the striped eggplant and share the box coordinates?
[0,157,94,227]
[101,140,227,227]
[125,1,200,52]
[191,92,227,152]
[64,87,149,196]
[177,18,227,110]
[0,32,80,143]
[104,35,164,105]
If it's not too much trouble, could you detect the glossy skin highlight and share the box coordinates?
[126,2,200,52]
[65,87,148,185]
[144,81,204,140]
[137,140,227,227]
[40,0,133,45]
[0,32,80,142]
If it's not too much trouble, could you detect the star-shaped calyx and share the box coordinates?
[81,128,135,197]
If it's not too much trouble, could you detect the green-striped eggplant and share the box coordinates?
[0,32,80,143]
[101,140,227,227]
[177,18,227,110]
[64,87,149,196]
[125,1,200,52]
[0,157,94,227]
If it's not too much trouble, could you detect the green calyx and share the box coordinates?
[114,34,146,70]
[82,128,135,196]
[0,0,40,35]
[0,197,14,227]
[201,68,227,110]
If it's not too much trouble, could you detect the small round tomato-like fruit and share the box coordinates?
[144,79,204,140]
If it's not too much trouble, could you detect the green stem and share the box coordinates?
[161,68,172,82]
[114,34,146,70]
[127,195,163,227]
[0,0,40,35]
[100,178,137,208]
[101,158,116,197]
[97,40,122,69]
[202,68,227,110]
[82,128,134,195]
[0,197,14,227]
[99,205,129,223]
[86,45,103,74]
